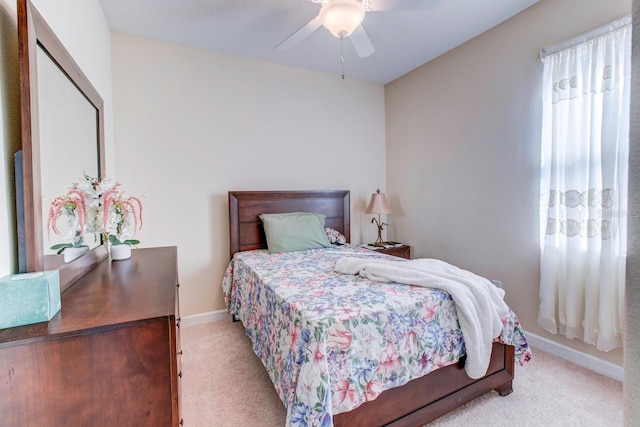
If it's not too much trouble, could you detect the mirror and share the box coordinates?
[37,47,101,254]
[18,0,107,291]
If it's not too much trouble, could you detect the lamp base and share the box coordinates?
[372,221,386,247]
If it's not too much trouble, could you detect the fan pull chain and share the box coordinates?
[340,35,345,80]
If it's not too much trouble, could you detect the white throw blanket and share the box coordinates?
[334,257,509,379]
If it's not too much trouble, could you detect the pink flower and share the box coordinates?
[334,379,357,408]
[335,305,361,321]
[422,301,438,322]
[432,352,456,370]
[101,187,143,241]
[399,330,419,356]
[309,288,327,297]
[47,189,87,240]
[327,323,353,351]
[290,324,302,348]
[307,341,325,366]
[378,343,402,377]
[363,379,383,401]
[256,313,264,332]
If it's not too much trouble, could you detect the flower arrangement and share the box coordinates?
[47,174,143,252]
[47,188,88,253]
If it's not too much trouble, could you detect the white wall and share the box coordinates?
[626,0,640,421]
[385,0,630,368]
[111,33,386,316]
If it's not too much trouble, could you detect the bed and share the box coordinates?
[223,190,531,426]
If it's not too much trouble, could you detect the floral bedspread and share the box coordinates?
[222,245,531,427]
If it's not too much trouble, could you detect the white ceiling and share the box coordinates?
[98,0,539,85]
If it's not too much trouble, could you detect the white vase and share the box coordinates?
[110,244,132,261]
[63,246,89,263]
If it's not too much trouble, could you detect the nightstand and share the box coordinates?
[365,244,411,259]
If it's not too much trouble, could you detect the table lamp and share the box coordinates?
[365,189,391,247]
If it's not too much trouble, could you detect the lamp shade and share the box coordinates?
[319,0,365,38]
[365,189,391,214]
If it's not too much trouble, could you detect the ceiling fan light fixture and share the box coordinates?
[319,0,365,38]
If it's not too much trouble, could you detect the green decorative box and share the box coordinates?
[0,271,61,329]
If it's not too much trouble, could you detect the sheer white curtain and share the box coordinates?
[538,18,631,352]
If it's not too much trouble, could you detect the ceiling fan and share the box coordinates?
[277,0,434,59]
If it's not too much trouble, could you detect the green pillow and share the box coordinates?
[259,212,332,253]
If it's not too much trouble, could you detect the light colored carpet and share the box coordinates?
[181,319,623,426]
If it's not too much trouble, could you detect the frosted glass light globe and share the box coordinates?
[319,0,365,38]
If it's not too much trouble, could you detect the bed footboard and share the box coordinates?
[333,343,515,427]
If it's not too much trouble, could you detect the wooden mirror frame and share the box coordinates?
[18,0,107,291]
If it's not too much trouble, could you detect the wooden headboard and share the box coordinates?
[228,190,350,258]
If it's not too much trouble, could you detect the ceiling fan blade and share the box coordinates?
[349,25,375,58]
[277,15,322,51]
[367,0,437,11]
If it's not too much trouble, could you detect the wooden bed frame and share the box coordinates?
[228,190,514,426]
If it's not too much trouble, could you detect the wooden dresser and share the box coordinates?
[0,247,182,426]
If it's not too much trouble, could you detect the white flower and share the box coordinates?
[98,178,116,193]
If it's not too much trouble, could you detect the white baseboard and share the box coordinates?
[524,330,623,382]
[181,309,230,327]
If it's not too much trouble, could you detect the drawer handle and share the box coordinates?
[178,350,183,356]
[176,317,181,328]
[176,283,180,288]
[180,419,184,426]
[178,371,182,378]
